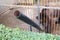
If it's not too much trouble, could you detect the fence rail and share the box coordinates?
[0,4,60,9]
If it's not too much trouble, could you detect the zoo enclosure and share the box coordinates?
[0,0,60,35]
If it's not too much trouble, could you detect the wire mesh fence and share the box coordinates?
[0,0,60,35]
[39,0,60,35]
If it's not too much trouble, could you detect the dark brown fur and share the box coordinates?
[36,8,60,33]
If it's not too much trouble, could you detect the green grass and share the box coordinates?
[0,24,60,40]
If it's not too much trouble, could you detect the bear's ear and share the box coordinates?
[36,16,38,19]
[36,13,41,19]
[14,10,20,16]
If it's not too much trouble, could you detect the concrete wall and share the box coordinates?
[0,0,39,32]
[0,7,39,32]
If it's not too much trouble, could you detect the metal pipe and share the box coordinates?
[14,10,42,31]
[37,0,40,32]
